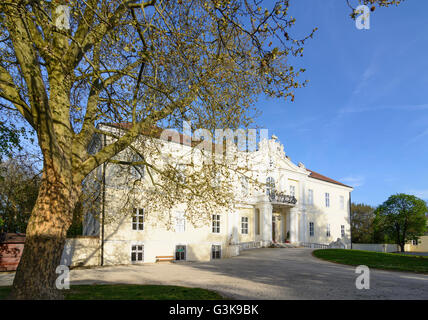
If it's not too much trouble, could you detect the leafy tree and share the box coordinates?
[351,203,376,243]
[374,194,428,252]
[0,157,40,234]
[0,0,402,299]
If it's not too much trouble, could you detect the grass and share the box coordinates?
[0,284,224,300]
[313,249,428,273]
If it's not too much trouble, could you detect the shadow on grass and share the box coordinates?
[0,283,225,300]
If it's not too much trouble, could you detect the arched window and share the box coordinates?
[266,177,275,197]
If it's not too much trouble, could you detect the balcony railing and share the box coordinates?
[268,191,297,205]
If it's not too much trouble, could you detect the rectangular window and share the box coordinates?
[211,245,221,259]
[131,244,144,262]
[175,211,186,233]
[308,189,314,206]
[325,193,330,208]
[326,224,331,237]
[341,225,345,238]
[412,239,418,246]
[290,185,296,197]
[132,208,144,230]
[255,209,260,235]
[241,176,249,197]
[309,222,314,237]
[241,217,249,234]
[340,195,345,210]
[175,245,186,261]
[212,214,220,233]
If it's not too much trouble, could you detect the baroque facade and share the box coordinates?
[83,124,353,265]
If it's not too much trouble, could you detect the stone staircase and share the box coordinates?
[269,243,298,248]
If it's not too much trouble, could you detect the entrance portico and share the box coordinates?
[255,192,298,245]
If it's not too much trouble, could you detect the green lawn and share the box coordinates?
[0,284,224,300]
[313,249,428,273]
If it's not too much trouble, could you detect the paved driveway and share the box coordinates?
[1,248,427,299]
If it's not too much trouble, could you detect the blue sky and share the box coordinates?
[256,0,428,206]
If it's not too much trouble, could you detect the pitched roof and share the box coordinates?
[306,169,352,188]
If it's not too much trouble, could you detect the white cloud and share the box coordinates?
[340,175,365,187]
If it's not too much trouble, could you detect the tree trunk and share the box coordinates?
[400,243,405,252]
[8,163,80,300]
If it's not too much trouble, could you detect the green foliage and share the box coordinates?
[374,194,428,251]
[0,158,40,233]
[0,121,22,161]
[313,249,428,273]
[351,203,376,243]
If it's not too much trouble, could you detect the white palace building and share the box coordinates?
[75,123,353,266]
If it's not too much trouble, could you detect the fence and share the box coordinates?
[238,241,262,251]
[351,243,399,253]
[300,242,329,249]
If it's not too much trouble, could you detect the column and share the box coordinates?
[256,202,273,246]
[289,207,299,244]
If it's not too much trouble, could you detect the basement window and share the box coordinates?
[131,244,144,262]
[212,245,221,259]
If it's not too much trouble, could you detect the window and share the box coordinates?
[241,175,249,197]
[211,245,221,259]
[326,224,331,237]
[266,177,275,197]
[308,189,314,206]
[131,244,144,262]
[175,245,186,261]
[132,208,144,230]
[175,211,185,233]
[269,157,274,168]
[241,217,249,234]
[412,239,418,246]
[340,195,345,210]
[325,193,330,207]
[130,153,144,178]
[212,214,220,233]
[176,164,186,184]
[341,225,345,238]
[309,222,314,237]
[290,185,296,197]
[255,209,260,235]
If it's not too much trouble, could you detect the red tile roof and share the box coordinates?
[306,169,352,188]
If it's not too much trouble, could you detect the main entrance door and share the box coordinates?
[272,216,276,243]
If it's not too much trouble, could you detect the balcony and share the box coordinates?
[268,191,297,205]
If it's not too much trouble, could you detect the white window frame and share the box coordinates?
[309,222,314,237]
[266,177,275,196]
[308,189,314,206]
[132,208,144,231]
[241,175,249,197]
[340,195,345,210]
[241,216,249,234]
[290,185,296,197]
[175,211,186,233]
[175,244,187,261]
[211,244,222,260]
[341,225,345,238]
[325,193,330,208]
[131,243,144,263]
[326,224,331,237]
[212,214,220,233]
